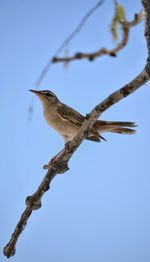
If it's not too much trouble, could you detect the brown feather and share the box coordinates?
[94,120,136,134]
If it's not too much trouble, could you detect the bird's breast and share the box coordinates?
[43,109,78,140]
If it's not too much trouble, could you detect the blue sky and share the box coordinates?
[1,1,150,261]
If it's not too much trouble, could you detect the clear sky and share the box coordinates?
[1,1,150,261]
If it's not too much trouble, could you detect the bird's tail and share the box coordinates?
[94,120,136,135]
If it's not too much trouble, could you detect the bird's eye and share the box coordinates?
[45,92,52,97]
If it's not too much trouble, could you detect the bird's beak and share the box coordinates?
[29,89,43,97]
[29,89,40,94]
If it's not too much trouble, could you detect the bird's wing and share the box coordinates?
[57,103,84,127]
[57,103,106,142]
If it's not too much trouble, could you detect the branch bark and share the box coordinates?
[3,0,150,258]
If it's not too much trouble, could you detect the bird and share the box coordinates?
[29,89,136,144]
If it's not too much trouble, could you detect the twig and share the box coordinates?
[52,10,145,63]
[36,0,106,87]
[3,1,150,258]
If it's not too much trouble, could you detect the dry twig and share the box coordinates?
[36,0,105,87]
[52,10,145,63]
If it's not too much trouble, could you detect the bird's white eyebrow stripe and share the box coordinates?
[40,90,55,96]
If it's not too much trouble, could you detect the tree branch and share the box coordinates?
[142,0,150,65]
[3,0,150,258]
[52,10,145,63]
[36,0,106,87]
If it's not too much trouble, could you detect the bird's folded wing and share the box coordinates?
[57,103,106,142]
[57,103,84,127]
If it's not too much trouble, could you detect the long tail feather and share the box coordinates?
[94,120,137,135]
[109,127,136,135]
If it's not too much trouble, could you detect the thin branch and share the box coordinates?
[3,1,150,258]
[52,10,145,63]
[36,0,106,87]
[4,68,150,259]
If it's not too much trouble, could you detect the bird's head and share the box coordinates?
[29,90,58,107]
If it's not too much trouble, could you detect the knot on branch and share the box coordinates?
[110,52,117,57]
[44,160,69,173]
[26,196,42,210]
[145,60,150,75]
[88,56,95,61]
[52,161,69,173]
[75,52,83,59]
[3,244,16,258]
[52,57,58,63]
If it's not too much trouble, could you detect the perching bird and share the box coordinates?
[29,89,136,143]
